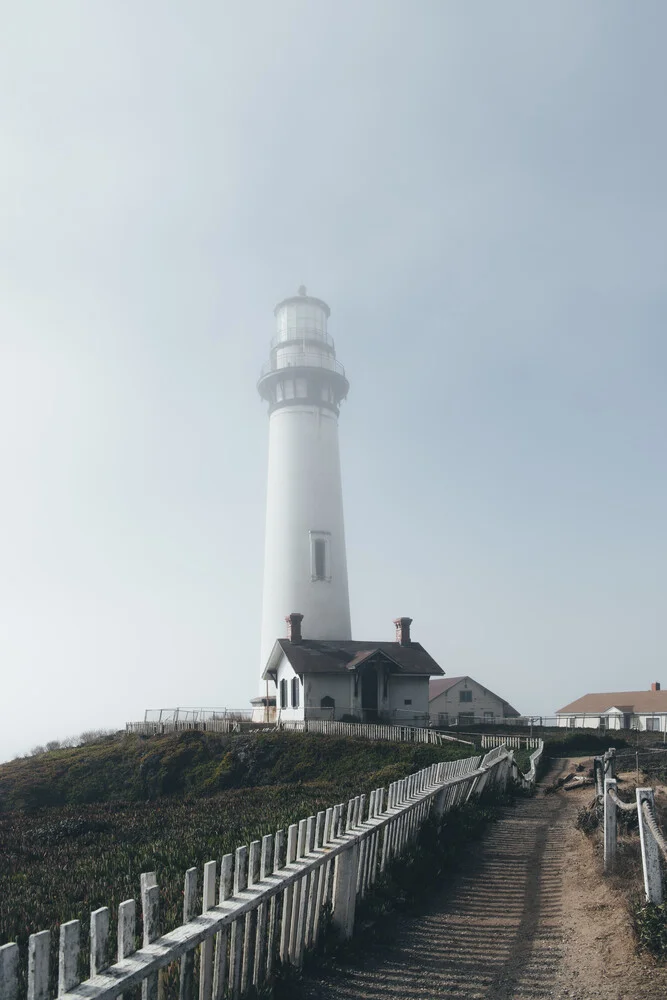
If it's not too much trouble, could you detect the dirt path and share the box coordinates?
[295,759,667,999]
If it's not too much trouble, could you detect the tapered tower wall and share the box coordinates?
[257,289,351,681]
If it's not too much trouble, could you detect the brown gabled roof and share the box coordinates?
[263,638,444,680]
[557,690,667,715]
[428,675,521,717]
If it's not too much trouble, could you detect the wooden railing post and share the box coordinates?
[332,841,359,940]
[0,943,19,1000]
[603,778,617,873]
[637,788,664,904]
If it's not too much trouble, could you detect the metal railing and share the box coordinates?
[600,748,667,903]
[270,330,335,351]
[259,353,346,379]
[0,750,512,1000]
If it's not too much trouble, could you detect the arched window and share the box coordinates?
[320,696,335,714]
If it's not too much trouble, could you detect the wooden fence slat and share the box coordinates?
[199,861,216,1000]
[0,943,19,1000]
[179,869,198,1000]
[141,878,160,1000]
[90,908,111,977]
[28,930,50,1000]
[252,834,273,987]
[266,830,284,979]
[241,841,260,992]
[279,825,297,965]
[212,854,233,1000]
[58,920,80,996]
[117,899,136,1000]
[229,845,247,1000]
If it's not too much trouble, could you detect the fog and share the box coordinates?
[1,2,666,761]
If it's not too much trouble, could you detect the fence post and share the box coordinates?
[603,778,617,873]
[636,788,664,904]
[592,756,601,800]
[332,841,359,940]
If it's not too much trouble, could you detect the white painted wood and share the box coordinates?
[212,854,233,1000]
[289,819,308,965]
[229,845,247,999]
[332,841,359,940]
[0,943,19,1000]
[266,830,284,979]
[604,779,617,874]
[91,908,110,977]
[141,879,160,1000]
[179,869,197,1000]
[199,860,216,1000]
[253,834,273,986]
[28,931,50,1000]
[637,788,664,904]
[241,841,260,992]
[279,824,297,965]
[117,899,136,1000]
[59,920,80,996]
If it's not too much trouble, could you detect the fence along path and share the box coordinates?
[596,748,667,904]
[0,749,520,1000]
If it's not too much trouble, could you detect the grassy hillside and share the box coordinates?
[0,731,475,999]
[0,729,472,812]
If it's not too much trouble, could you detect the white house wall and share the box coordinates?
[274,654,304,722]
[430,678,512,724]
[304,673,354,719]
[387,675,429,722]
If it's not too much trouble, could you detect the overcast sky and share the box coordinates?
[1,2,665,761]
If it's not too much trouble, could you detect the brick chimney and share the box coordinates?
[393,617,413,646]
[285,612,304,644]
[652,682,661,692]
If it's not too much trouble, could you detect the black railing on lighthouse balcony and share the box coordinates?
[260,353,346,379]
[270,330,336,351]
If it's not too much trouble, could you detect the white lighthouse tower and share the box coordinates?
[256,287,352,694]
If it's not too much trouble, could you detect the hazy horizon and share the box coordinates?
[1,2,666,761]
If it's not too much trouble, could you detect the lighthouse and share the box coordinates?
[255,287,352,703]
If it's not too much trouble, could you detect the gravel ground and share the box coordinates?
[293,759,667,1000]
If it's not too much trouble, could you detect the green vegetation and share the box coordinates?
[0,730,471,812]
[0,731,473,999]
[542,730,629,758]
[634,900,667,960]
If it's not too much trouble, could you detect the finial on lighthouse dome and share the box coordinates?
[298,284,307,296]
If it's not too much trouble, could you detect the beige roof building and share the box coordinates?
[556,683,666,731]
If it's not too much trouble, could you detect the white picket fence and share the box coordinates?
[279,718,475,746]
[0,749,514,1000]
[597,748,667,904]
[481,734,542,750]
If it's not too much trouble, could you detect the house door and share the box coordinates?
[361,668,379,722]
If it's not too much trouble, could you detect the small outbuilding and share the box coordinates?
[261,613,444,725]
[429,676,521,727]
[556,683,667,732]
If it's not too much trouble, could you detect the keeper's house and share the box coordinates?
[429,676,521,727]
[262,613,443,725]
[556,683,667,731]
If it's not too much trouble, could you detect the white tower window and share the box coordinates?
[310,530,331,581]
